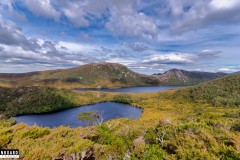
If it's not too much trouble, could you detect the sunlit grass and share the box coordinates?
[1,74,240,159]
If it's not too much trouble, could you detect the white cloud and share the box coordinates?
[57,0,108,27]
[123,42,149,52]
[107,0,158,38]
[218,67,238,73]
[106,58,135,66]
[210,0,240,10]
[0,43,49,61]
[106,11,158,38]
[23,0,60,21]
[0,17,103,72]
[171,0,240,33]
[0,16,41,51]
[198,49,221,57]
[143,53,195,64]
[21,0,158,39]
[61,5,89,27]
[218,68,231,72]
[218,65,240,73]
[58,0,158,38]
[57,41,97,53]
[0,0,27,23]
[0,0,239,74]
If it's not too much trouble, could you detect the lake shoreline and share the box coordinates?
[74,85,183,93]
[15,102,143,128]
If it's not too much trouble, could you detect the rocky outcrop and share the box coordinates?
[153,69,227,85]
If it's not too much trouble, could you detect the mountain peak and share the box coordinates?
[74,62,128,70]
[154,69,228,85]
[0,64,228,88]
[164,68,186,74]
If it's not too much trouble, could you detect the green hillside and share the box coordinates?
[0,87,77,118]
[175,74,240,107]
[0,63,160,88]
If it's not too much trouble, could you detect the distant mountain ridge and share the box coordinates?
[153,68,227,85]
[232,71,240,75]
[0,63,228,88]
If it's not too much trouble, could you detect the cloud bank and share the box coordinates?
[0,0,239,73]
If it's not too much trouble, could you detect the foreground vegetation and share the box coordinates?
[0,74,240,159]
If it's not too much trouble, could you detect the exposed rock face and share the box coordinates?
[158,69,189,83]
[153,68,227,85]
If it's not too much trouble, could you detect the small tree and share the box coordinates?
[78,111,104,126]
[155,129,166,147]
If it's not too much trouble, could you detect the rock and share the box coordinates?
[133,136,146,148]
[81,148,94,160]
[52,153,64,160]
[158,118,172,126]
[17,89,24,94]
[18,97,23,103]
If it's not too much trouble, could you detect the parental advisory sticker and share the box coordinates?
[0,149,19,158]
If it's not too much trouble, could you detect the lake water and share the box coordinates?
[75,86,181,93]
[15,102,142,128]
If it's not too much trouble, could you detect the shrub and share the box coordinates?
[78,111,104,126]
[22,127,50,139]
[0,118,16,127]
[113,94,132,104]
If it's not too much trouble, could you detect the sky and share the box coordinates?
[0,0,240,74]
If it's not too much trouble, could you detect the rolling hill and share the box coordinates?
[174,73,240,107]
[0,63,154,88]
[0,63,227,88]
[0,63,161,88]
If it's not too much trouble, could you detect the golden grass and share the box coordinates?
[0,90,240,159]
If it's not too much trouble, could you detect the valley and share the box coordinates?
[0,72,239,159]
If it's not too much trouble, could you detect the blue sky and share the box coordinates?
[0,0,240,74]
